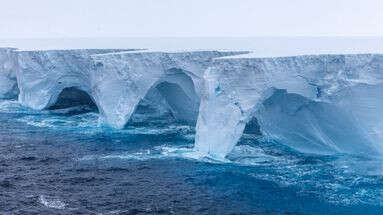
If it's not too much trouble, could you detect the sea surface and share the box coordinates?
[0,99,383,214]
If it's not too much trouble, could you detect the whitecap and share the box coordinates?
[39,195,67,209]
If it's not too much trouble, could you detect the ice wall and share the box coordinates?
[7,46,383,159]
[17,49,245,128]
[195,54,383,158]
[17,49,129,110]
[0,48,18,99]
[91,51,247,128]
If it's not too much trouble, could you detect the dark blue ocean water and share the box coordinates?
[0,99,383,215]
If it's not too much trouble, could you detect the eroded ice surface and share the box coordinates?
[0,48,18,99]
[195,54,383,158]
[1,45,383,159]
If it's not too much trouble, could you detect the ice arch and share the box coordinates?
[104,67,201,129]
[16,50,245,128]
[127,87,174,125]
[18,72,94,110]
[195,54,383,159]
[145,68,200,124]
[255,89,379,156]
[16,49,129,110]
[92,50,245,129]
[194,59,317,158]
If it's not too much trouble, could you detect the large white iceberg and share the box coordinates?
[4,47,383,159]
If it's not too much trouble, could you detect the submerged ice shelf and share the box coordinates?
[1,47,383,159]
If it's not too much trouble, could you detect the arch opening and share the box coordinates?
[251,88,379,155]
[126,68,200,128]
[48,87,98,115]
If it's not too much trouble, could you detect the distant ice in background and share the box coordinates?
[1,37,383,57]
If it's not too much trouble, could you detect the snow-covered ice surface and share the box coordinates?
[1,37,383,55]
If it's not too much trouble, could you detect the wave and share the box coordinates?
[2,99,383,207]
[76,139,383,207]
[39,195,67,210]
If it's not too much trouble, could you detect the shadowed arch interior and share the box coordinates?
[48,87,98,114]
[243,117,261,135]
[155,81,199,123]
[127,68,200,127]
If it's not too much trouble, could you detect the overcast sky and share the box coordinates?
[1,0,382,38]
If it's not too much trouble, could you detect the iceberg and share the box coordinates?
[4,46,383,159]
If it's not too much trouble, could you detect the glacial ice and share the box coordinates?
[17,49,245,129]
[195,54,383,158]
[0,48,19,99]
[16,49,130,110]
[3,47,383,159]
[90,50,246,128]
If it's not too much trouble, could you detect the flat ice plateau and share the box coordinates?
[1,37,383,159]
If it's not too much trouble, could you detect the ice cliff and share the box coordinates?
[0,48,18,99]
[16,49,130,110]
[17,49,245,129]
[3,47,383,159]
[195,54,383,158]
[91,50,247,128]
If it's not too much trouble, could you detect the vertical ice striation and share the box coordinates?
[0,48,19,99]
